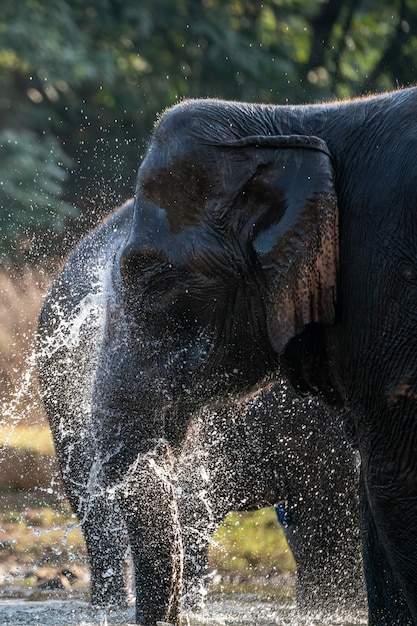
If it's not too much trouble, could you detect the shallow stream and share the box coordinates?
[0,587,366,626]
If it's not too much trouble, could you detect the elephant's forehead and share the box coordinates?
[128,195,224,267]
[138,139,226,233]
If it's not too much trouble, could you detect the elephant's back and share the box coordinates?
[39,200,133,335]
[37,200,133,416]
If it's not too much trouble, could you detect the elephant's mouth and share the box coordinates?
[386,376,417,405]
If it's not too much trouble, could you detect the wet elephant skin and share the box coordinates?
[39,87,417,624]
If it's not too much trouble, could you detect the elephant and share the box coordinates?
[38,85,417,624]
[123,89,417,625]
[37,197,362,624]
[37,197,363,623]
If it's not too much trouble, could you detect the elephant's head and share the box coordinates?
[118,100,339,409]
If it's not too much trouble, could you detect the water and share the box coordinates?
[1,219,365,625]
[0,588,366,625]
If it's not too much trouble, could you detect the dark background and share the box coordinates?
[0,0,415,265]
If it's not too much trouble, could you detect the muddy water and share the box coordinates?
[0,588,366,626]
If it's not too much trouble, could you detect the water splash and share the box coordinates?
[1,216,365,624]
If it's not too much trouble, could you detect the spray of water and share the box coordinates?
[1,216,367,625]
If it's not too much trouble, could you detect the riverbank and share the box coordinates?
[0,429,296,597]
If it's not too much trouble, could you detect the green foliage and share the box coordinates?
[210,508,296,575]
[0,129,75,262]
[0,0,416,262]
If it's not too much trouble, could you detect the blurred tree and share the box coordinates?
[0,0,416,263]
[0,129,75,261]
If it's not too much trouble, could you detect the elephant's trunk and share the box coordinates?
[115,442,183,625]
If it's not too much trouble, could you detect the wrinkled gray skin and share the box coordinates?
[38,202,362,624]
[125,90,417,626]
[39,87,417,625]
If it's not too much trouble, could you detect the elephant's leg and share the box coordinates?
[290,497,364,613]
[246,392,365,613]
[287,451,365,613]
[177,406,275,612]
[75,495,129,606]
[359,470,413,626]
[104,438,183,626]
[361,433,417,624]
[176,417,219,610]
[173,466,213,612]
[176,450,226,611]
[57,440,130,606]
[177,469,211,610]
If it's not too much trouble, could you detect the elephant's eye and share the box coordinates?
[399,263,417,284]
[120,247,167,282]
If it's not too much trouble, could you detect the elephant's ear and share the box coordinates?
[230,135,339,354]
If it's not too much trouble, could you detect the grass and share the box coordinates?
[0,426,54,455]
[210,508,295,577]
[0,490,295,588]
[0,489,85,569]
